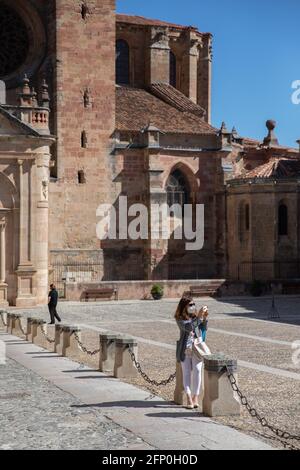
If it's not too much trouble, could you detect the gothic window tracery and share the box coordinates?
[166,169,190,208]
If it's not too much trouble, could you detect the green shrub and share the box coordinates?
[151,284,164,298]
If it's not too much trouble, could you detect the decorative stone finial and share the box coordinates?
[22,74,30,94]
[18,74,33,107]
[40,78,50,108]
[220,122,230,134]
[263,120,279,147]
[31,87,38,107]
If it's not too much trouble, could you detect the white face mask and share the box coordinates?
[187,305,196,316]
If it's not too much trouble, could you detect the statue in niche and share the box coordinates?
[41,178,49,201]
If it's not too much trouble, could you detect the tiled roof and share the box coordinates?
[150,83,206,118]
[243,157,300,179]
[116,14,201,32]
[116,86,218,135]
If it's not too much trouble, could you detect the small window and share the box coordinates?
[81,130,87,148]
[245,204,250,231]
[278,204,288,236]
[116,39,130,85]
[239,202,250,242]
[169,51,176,88]
[78,170,86,184]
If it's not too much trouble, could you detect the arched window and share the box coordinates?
[116,39,130,85]
[166,169,190,208]
[169,51,176,88]
[278,203,288,236]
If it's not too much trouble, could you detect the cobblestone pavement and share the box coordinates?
[0,358,148,450]
[9,296,300,449]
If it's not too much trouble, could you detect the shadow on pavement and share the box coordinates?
[71,400,174,409]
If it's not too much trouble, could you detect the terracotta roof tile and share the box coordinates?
[116,86,218,135]
[116,13,201,32]
[242,157,300,179]
[150,83,206,118]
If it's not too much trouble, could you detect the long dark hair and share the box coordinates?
[174,294,193,321]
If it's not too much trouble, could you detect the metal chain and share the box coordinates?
[226,366,300,443]
[0,312,7,327]
[73,332,100,356]
[40,325,55,344]
[128,347,176,387]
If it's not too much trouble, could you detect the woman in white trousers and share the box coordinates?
[175,295,209,409]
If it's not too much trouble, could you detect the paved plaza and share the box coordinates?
[2,295,300,449]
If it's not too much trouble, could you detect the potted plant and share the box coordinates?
[151,284,164,300]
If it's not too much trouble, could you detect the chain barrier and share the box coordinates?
[226,366,300,444]
[73,331,100,356]
[0,312,7,327]
[41,325,55,344]
[128,347,176,387]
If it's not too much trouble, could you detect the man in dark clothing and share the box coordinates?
[48,284,61,324]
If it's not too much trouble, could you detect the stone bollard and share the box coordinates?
[174,361,185,405]
[0,310,7,329]
[203,354,241,417]
[26,317,33,342]
[11,314,23,337]
[99,333,119,373]
[26,318,36,342]
[114,337,138,379]
[6,312,13,334]
[55,324,66,355]
[32,319,47,347]
[62,326,81,357]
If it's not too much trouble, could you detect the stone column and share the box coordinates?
[146,27,170,85]
[197,35,212,124]
[15,159,37,307]
[203,354,241,417]
[145,155,169,280]
[35,150,50,304]
[182,39,199,103]
[0,218,8,307]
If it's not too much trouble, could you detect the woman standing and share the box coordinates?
[175,295,209,409]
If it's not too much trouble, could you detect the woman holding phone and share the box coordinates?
[175,295,209,409]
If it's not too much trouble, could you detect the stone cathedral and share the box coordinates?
[0,0,300,306]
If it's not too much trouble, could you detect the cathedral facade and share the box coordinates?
[1,0,300,306]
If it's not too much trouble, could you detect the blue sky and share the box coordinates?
[117,0,300,147]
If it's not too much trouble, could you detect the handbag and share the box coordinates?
[192,338,211,361]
